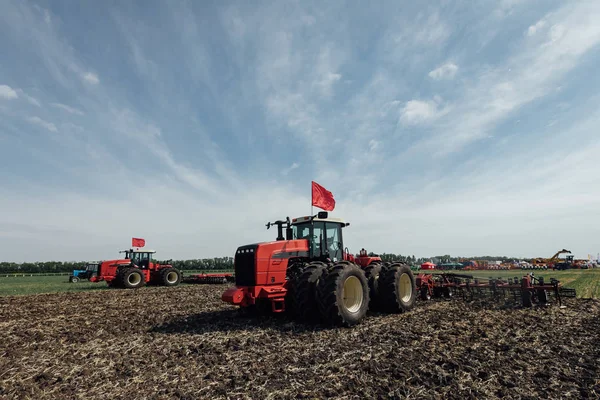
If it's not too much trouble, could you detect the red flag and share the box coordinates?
[311,181,336,211]
[132,237,145,248]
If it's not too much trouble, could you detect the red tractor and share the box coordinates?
[90,248,182,289]
[221,212,416,327]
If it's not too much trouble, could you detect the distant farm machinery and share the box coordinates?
[87,247,234,289]
[182,272,235,284]
[415,272,577,307]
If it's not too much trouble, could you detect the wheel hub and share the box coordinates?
[342,276,364,313]
[399,273,413,303]
[128,273,141,285]
[166,271,178,283]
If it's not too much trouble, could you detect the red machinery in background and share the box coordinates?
[415,272,576,306]
[90,248,182,288]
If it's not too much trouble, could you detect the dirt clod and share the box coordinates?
[0,285,599,399]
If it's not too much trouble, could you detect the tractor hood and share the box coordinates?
[101,259,132,266]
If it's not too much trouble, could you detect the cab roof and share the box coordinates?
[291,215,349,226]
[120,249,156,253]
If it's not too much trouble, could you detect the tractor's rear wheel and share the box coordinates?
[378,262,416,313]
[363,262,383,310]
[120,268,145,289]
[161,268,181,287]
[292,261,326,321]
[316,262,370,327]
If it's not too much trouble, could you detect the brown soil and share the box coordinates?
[1,285,599,399]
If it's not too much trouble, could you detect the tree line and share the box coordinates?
[1,253,524,274]
[0,257,234,274]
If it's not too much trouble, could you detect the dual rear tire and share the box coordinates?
[287,261,417,327]
[316,262,370,327]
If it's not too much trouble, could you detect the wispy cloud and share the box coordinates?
[28,116,58,132]
[83,72,99,85]
[281,162,300,176]
[51,103,84,115]
[0,85,19,99]
[527,20,546,36]
[428,62,458,80]
[23,93,41,107]
[0,0,599,261]
[399,97,448,126]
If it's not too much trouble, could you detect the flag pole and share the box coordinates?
[310,180,313,216]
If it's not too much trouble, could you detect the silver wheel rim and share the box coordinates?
[399,273,413,303]
[128,272,141,285]
[342,276,364,313]
[166,271,178,284]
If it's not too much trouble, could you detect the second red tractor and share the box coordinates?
[90,248,182,289]
[222,212,416,326]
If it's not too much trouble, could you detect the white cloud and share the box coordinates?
[83,72,99,84]
[281,162,300,176]
[315,72,342,97]
[415,1,600,155]
[0,85,19,99]
[24,94,41,107]
[413,12,451,45]
[28,116,58,132]
[527,20,546,36]
[399,97,448,125]
[368,139,380,151]
[51,103,84,115]
[428,62,458,80]
[549,24,565,42]
[1,0,599,262]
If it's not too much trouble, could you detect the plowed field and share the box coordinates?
[1,285,599,399]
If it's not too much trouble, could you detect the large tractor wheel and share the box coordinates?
[363,262,383,310]
[120,268,145,289]
[316,262,370,327]
[378,262,416,313]
[161,268,181,287]
[292,261,326,321]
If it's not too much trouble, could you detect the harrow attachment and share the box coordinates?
[416,272,576,307]
[182,272,235,285]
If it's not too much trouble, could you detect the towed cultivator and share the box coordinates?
[182,272,235,284]
[416,272,577,307]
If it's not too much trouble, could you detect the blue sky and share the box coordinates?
[1,0,599,262]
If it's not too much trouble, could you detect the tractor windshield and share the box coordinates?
[292,221,343,261]
[124,251,153,267]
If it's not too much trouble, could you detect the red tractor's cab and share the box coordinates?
[90,248,181,289]
[121,249,157,269]
[289,213,349,263]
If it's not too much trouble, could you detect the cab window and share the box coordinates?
[325,223,342,261]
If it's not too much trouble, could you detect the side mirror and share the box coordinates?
[317,211,328,219]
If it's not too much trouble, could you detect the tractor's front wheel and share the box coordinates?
[120,268,145,289]
[69,276,79,283]
[161,268,181,287]
[316,262,370,327]
[378,262,416,313]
